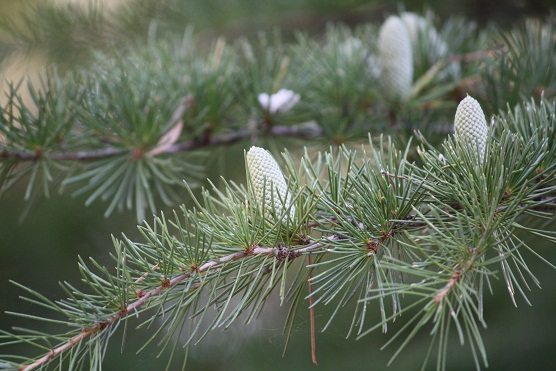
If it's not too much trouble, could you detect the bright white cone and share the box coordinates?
[378,16,413,103]
[246,146,295,222]
[454,95,488,162]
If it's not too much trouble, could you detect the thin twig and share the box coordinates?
[433,248,479,305]
[134,263,159,284]
[1,124,323,162]
[380,170,408,180]
[0,146,125,161]
[19,238,331,371]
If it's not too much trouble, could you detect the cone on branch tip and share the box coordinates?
[246,146,295,223]
[454,95,488,162]
[378,15,413,103]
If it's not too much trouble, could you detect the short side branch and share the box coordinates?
[433,248,479,305]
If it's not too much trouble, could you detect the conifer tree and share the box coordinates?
[0,3,555,370]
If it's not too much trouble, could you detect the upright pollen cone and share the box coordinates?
[246,146,295,223]
[454,95,488,162]
[378,15,413,103]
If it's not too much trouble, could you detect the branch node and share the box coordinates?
[34,147,43,159]
[275,242,300,261]
[131,146,145,159]
[118,304,128,316]
[96,321,110,331]
[366,239,378,256]
[47,350,55,360]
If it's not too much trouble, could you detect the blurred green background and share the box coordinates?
[1,0,555,370]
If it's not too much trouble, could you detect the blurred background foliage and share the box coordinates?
[0,0,555,370]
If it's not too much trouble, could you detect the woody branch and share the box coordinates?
[19,237,334,371]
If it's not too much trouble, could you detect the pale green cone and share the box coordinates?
[400,12,460,80]
[378,16,413,103]
[246,146,295,223]
[454,95,488,162]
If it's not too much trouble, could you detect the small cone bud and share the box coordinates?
[246,146,295,222]
[454,95,488,162]
[378,16,413,103]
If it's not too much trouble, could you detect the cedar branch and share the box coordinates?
[19,238,333,371]
[1,125,323,162]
